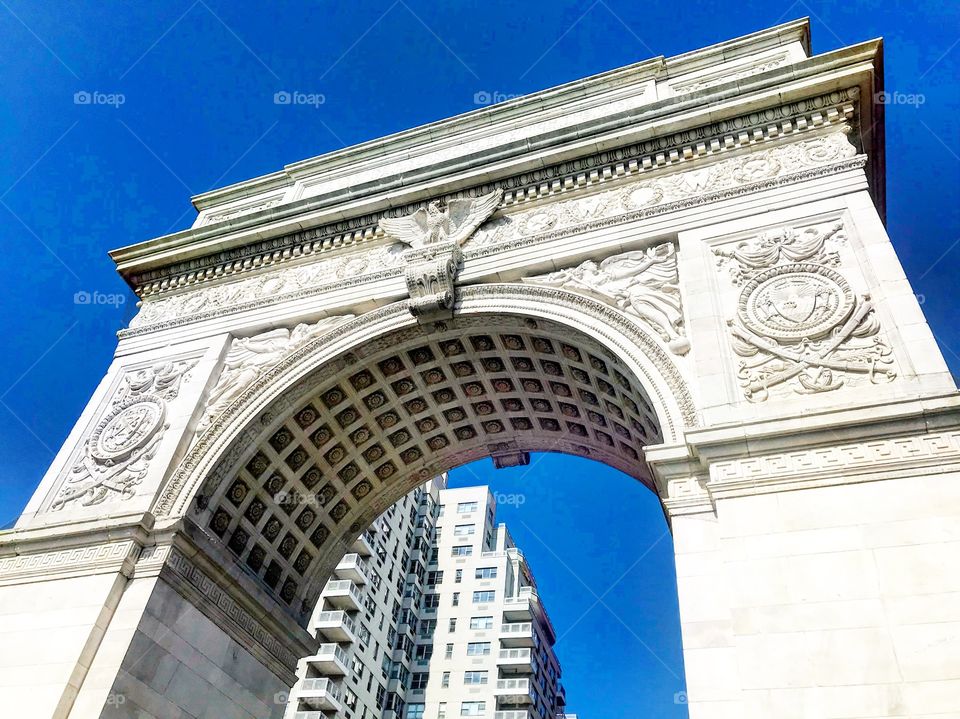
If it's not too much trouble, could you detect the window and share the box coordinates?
[406,704,425,719]
[467,642,491,656]
[452,545,473,557]
[457,501,478,514]
[411,673,428,690]
[464,671,488,685]
[448,618,457,632]
[426,570,443,586]
[475,567,497,579]
[460,701,486,716]
[444,643,454,659]
[473,590,495,603]
[439,702,447,719]
[441,671,450,688]
[454,524,475,537]
[455,569,463,583]
[470,616,493,630]
[452,592,460,607]
[423,593,440,609]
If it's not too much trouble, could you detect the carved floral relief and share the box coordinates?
[467,131,857,250]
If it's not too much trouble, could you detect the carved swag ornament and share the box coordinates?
[51,360,197,510]
[714,222,896,401]
[379,190,502,319]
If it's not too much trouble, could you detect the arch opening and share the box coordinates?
[187,307,683,617]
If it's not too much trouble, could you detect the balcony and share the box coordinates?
[500,622,535,648]
[306,643,350,675]
[313,610,356,642]
[497,648,535,674]
[503,587,538,622]
[351,531,374,557]
[322,580,363,611]
[335,553,368,584]
[494,678,534,704]
[298,678,343,711]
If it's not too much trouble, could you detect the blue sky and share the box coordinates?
[0,1,957,715]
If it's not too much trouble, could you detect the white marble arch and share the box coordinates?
[3,18,960,719]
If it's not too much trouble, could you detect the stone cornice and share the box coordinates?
[110,29,882,292]
[118,128,863,338]
[651,393,960,516]
[0,512,154,585]
[128,94,858,303]
[188,20,809,213]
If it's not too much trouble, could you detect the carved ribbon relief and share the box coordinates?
[713,221,896,401]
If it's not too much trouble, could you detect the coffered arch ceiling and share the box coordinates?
[171,286,694,619]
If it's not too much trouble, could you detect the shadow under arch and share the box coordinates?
[155,284,697,622]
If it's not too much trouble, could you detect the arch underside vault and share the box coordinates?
[186,297,681,617]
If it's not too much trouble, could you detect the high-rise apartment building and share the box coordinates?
[285,482,573,719]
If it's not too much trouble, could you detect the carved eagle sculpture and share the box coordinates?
[379,189,502,249]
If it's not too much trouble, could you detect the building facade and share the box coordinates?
[285,484,570,719]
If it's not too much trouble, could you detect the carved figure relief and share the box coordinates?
[197,316,354,435]
[714,222,896,401]
[523,243,689,355]
[379,190,502,318]
[50,360,197,510]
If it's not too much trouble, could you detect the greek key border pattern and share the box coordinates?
[0,540,139,583]
[711,430,960,485]
[166,548,299,668]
